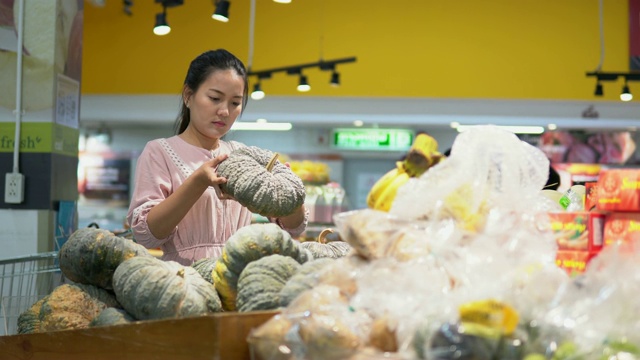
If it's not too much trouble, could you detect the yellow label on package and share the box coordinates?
[458,299,519,338]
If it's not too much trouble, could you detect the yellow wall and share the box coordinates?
[82,0,630,101]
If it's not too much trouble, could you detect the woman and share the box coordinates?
[127,49,308,265]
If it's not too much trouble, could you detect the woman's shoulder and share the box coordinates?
[142,136,176,146]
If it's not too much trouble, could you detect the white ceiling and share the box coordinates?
[80,94,640,131]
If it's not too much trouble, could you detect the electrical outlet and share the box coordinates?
[5,173,25,204]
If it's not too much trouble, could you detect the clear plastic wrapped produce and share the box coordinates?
[249,127,591,360]
[527,241,640,359]
[248,284,373,360]
[391,125,551,232]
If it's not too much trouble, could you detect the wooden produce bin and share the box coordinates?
[0,310,277,360]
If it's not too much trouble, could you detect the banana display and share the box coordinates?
[367,133,444,211]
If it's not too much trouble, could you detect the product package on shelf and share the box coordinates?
[603,212,640,248]
[596,168,640,212]
[548,211,605,252]
[307,182,348,224]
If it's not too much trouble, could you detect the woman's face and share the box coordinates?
[186,69,244,140]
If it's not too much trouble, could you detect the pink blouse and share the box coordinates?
[127,136,308,266]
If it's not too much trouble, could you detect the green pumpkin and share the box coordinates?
[73,283,121,308]
[17,296,48,334]
[236,255,301,312]
[113,256,223,320]
[278,257,334,307]
[18,284,114,334]
[213,223,313,311]
[58,227,152,290]
[89,308,136,327]
[216,146,305,217]
[300,229,352,259]
[191,256,218,284]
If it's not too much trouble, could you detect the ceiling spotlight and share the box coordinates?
[251,83,265,100]
[330,71,340,87]
[123,0,133,15]
[273,0,292,3]
[621,83,633,101]
[153,7,170,36]
[212,0,230,22]
[548,124,558,130]
[297,75,310,92]
[594,82,603,96]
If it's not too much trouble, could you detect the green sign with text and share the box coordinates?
[331,128,414,151]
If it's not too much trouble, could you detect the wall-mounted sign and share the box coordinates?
[331,128,414,151]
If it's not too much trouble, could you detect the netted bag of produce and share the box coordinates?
[528,242,640,359]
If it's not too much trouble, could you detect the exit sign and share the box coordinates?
[331,128,414,151]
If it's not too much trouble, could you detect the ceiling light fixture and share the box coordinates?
[153,7,171,36]
[273,0,292,3]
[153,0,184,35]
[251,83,265,100]
[454,125,545,135]
[594,81,603,96]
[621,82,633,101]
[212,0,230,22]
[330,71,340,87]
[231,121,292,131]
[585,0,637,101]
[248,57,356,93]
[123,0,133,15]
[297,74,311,92]
[587,72,639,101]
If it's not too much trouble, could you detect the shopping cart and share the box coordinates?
[0,252,64,336]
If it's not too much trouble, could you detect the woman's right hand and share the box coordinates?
[195,154,233,199]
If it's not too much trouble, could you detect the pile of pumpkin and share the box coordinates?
[16,223,351,334]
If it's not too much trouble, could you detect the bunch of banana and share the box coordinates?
[366,133,444,211]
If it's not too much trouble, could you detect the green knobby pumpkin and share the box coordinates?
[191,256,218,284]
[278,257,335,307]
[59,227,152,290]
[216,146,305,217]
[24,284,108,334]
[213,223,313,311]
[17,296,48,334]
[300,229,352,259]
[113,256,223,320]
[89,308,136,327]
[73,282,121,308]
[236,254,301,312]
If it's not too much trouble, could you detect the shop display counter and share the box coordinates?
[0,310,278,360]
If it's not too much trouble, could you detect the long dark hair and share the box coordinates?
[174,49,249,134]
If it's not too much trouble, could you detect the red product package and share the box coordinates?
[596,169,640,212]
[603,212,640,246]
[548,211,605,252]
[585,182,598,211]
[555,250,600,276]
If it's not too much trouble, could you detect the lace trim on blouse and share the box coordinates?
[159,138,192,180]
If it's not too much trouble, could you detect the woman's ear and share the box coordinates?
[182,85,193,107]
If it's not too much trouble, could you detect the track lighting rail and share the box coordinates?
[248,57,357,78]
